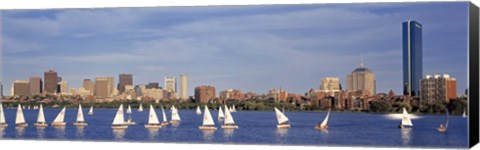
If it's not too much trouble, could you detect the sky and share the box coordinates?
[0,2,469,97]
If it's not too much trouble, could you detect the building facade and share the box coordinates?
[57,80,68,95]
[220,89,245,101]
[146,82,160,89]
[320,77,341,96]
[29,76,42,96]
[44,70,58,94]
[420,74,457,104]
[194,85,216,103]
[403,19,423,96]
[179,74,188,100]
[13,80,30,96]
[83,79,95,95]
[164,77,176,93]
[118,74,133,94]
[95,77,113,98]
[346,62,376,96]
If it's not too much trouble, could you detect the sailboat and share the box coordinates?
[437,109,449,132]
[34,104,48,127]
[232,104,237,112]
[0,103,7,127]
[222,105,238,129]
[169,105,181,124]
[52,107,67,127]
[315,109,330,130]
[199,106,217,130]
[138,104,144,112]
[196,106,202,115]
[218,106,225,120]
[462,109,467,118]
[88,106,94,115]
[112,104,128,129]
[145,105,162,129]
[74,104,88,127]
[160,105,169,126]
[274,107,290,128]
[16,104,28,127]
[398,107,413,128]
[125,105,136,125]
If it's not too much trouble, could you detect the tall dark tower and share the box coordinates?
[402,19,423,96]
[118,74,133,94]
[44,70,58,94]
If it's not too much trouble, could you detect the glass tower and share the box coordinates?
[402,19,423,96]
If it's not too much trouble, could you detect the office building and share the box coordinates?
[420,74,457,104]
[83,79,95,94]
[403,19,423,96]
[164,76,176,93]
[180,74,188,100]
[13,80,30,96]
[346,61,376,96]
[194,85,216,103]
[29,76,43,95]
[118,74,133,94]
[44,70,58,94]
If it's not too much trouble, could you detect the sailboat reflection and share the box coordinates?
[37,127,46,139]
[401,128,412,145]
[76,126,85,138]
[223,128,235,138]
[0,127,5,138]
[113,129,126,140]
[202,130,215,141]
[54,126,66,139]
[15,127,25,138]
[275,128,288,144]
[147,128,159,140]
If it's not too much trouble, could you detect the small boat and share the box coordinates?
[160,105,169,126]
[28,105,31,110]
[127,105,132,114]
[16,104,28,127]
[232,104,237,112]
[196,106,202,115]
[274,107,290,128]
[437,109,449,132]
[169,105,181,124]
[218,106,225,120]
[199,106,217,130]
[138,104,144,112]
[221,105,238,129]
[0,103,8,127]
[52,107,67,127]
[145,105,162,129]
[112,104,128,129]
[88,106,94,115]
[282,106,285,113]
[462,109,467,118]
[125,105,136,125]
[398,107,413,128]
[73,104,88,127]
[34,104,48,127]
[315,109,330,130]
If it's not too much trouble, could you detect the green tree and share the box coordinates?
[369,101,392,113]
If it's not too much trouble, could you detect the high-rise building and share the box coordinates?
[194,85,216,103]
[57,80,68,95]
[403,19,423,96]
[83,79,95,94]
[180,74,188,100]
[146,82,160,89]
[420,74,457,104]
[95,77,113,98]
[107,77,114,97]
[118,74,133,94]
[346,61,376,96]
[13,80,30,96]
[164,76,176,93]
[44,70,58,94]
[29,76,43,95]
[320,77,341,96]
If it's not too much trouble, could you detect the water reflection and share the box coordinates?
[401,128,412,145]
[112,129,126,140]
[202,130,215,141]
[275,128,288,144]
[0,127,5,138]
[15,127,26,138]
[54,126,66,139]
[147,128,159,140]
[223,129,235,138]
[76,126,85,138]
[37,128,46,139]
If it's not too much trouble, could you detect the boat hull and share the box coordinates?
[52,122,66,127]
[277,124,291,129]
[314,125,328,130]
[34,122,48,127]
[161,122,169,126]
[145,124,162,129]
[16,123,28,127]
[398,125,412,128]
[437,127,447,132]
[170,120,181,124]
[199,126,217,130]
[112,125,128,129]
[125,120,136,125]
[221,125,238,129]
[73,122,88,127]
[88,113,94,115]
[0,123,8,128]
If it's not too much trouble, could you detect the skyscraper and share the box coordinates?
[180,74,188,100]
[44,70,58,94]
[319,77,341,96]
[83,79,95,94]
[29,76,43,95]
[57,80,68,95]
[118,74,133,94]
[164,76,176,93]
[420,74,457,104]
[13,80,30,96]
[95,77,109,98]
[346,61,376,96]
[403,19,423,96]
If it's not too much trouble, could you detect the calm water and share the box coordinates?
[0,108,468,148]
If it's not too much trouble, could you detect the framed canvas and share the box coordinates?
[0,0,479,150]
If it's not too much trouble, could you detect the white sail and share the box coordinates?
[53,107,66,123]
[232,105,236,112]
[401,107,413,126]
[161,106,168,122]
[171,105,181,121]
[0,103,6,124]
[218,106,225,119]
[88,106,94,114]
[202,106,215,126]
[196,106,202,115]
[320,110,330,127]
[112,104,125,125]
[462,109,467,118]
[138,104,143,112]
[274,107,289,125]
[445,109,450,129]
[16,104,26,124]
[37,104,46,123]
[77,104,85,122]
[148,105,160,124]
[224,105,235,125]
[127,105,132,114]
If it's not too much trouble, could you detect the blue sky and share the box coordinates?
[0,2,469,97]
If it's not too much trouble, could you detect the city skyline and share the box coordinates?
[1,2,469,96]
